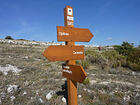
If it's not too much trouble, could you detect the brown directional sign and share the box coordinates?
[57,26,93,42]
[43,45,84,61]
[62,64,87,83]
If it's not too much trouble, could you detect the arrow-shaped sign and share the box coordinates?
[62,64,87,83]
[43,45,84,61]
[57,26,93,42]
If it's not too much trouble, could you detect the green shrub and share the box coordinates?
[102,50,126,68]
[5,36,14,40]
[127,49,140,65]
[85,50,99,56]
[83,78,90,85]
[86,50,107,65]
[114,42,140,71]
[85,45,140,71]
[85,50,125,69]
[127,63,140,71]
[114,92,124,98]
[114,41,134,56]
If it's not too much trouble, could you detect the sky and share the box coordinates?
[0,0,140,46]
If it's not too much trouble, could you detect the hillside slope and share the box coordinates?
[0,39,140,105]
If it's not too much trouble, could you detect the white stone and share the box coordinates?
[62,78,66,81]
[23,91,27,95]
[123,95,130,101]
[0,65,21,75]
[99,81,110,85]
[36,90,39,95]
[24,56,28,59]
[62,97,66,103]
[24,81,29,86]
[90,80,97,85]
[1,92,5,98]
[46,91,54,100]
[78,95,82,98]
[7,85,18,93]
[87,89,92,93]
[83,88,87,91]
[39,98,44,103]
[10,96,15,101]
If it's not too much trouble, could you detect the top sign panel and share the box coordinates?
[57,26,93,42]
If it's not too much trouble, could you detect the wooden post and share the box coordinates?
[43,5,93,105]
[64,6,78,105]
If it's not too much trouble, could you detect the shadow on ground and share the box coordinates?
[56,80,68,105]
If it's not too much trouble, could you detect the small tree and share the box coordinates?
[114,42,134,56]
[5,36,14,40]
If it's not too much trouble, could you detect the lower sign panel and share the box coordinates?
[62,64,87,83]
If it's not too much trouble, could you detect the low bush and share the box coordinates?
[114,42,134,56]
[83,78,90,85]
[127,49,140,65]
[114,42,140,71]
[102,50,126,68]
[84,42,140,71]
[127,62,140,71]
[85,49,126,69]
[85,50,108,67]
[5,36,14,40]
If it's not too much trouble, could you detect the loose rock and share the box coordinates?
[62,97,66,103]
[46,91,54,100]
[7,85,18,93]
[78,95,82,98]
[39,98,44,103]
[10,96,15,101]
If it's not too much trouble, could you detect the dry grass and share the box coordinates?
[0,41,140,105]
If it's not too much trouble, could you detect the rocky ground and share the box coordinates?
[0,39,140,105]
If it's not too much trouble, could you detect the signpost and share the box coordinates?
[43,5,93,105]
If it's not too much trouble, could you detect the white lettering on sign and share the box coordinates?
[73,51,83,55]
[67,21,73,26]
[63,69,72,74]
[67,8,73,16]
[63,66,70,69]
[59,32,69,36]
[67,16,74,21]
